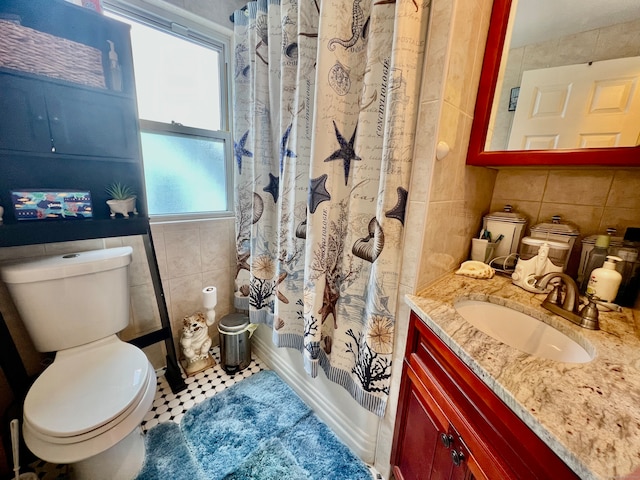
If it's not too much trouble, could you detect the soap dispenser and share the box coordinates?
[586,255,623,302]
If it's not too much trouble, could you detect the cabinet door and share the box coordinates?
[394,361,462,480]
[395,378,449,479]
[45,83,139,159]
[0,74,52,153]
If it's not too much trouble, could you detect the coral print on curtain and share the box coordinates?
[233,0,429,416]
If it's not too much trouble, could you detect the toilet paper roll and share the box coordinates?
[202,286,217,309]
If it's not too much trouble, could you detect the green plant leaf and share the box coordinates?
[105,182,135,200]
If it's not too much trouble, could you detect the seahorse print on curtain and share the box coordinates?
[327,0,364,51]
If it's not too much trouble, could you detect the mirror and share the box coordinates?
[467,0,640,166]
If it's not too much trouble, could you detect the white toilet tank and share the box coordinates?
[1,247,133,352]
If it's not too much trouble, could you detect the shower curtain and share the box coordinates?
[232,0,428,416]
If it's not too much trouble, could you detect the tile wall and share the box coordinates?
[147,218,237,356]
[490,168,640,275]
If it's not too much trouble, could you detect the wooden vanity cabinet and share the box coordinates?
[391,312,579,480]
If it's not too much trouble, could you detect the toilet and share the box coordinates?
[1,247,156,480]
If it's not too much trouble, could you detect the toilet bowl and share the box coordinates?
[1,247,156,480]
[23,336,156,478]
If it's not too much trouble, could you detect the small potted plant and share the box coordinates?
[105,182,138,218]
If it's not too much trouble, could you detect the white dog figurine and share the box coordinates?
[180,312,215,375]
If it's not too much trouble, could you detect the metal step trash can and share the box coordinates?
[218,313,256,374]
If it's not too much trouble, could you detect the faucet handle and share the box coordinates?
[545,282,564,306]
[579,294,600,330]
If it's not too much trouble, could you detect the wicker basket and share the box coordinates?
[0,20,106,89]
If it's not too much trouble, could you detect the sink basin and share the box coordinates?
[454,300,593,363]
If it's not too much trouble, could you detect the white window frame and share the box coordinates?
[103,0,234,222]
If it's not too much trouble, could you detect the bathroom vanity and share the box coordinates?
[392,274,640,479]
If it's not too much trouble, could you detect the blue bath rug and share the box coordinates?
[136,422,199,480]
[136,370,371,480]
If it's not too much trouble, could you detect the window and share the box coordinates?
[104,3,232,220]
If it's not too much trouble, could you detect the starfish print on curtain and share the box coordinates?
[234,130,252,174]
[263,173,280,203]
[308,174,331,214]
[279,124,297,174]
[324,121,361,186]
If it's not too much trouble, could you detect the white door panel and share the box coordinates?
[509,56,640,150]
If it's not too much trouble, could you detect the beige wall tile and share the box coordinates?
[607,170,640,209]
[228,217,238,254]
[418,201,461,290]
[463,166,497,218]
[104,237,124,248]
[430,103,467,202]
[43,238,104,255]
[444,0,481,110]
[0,244,45,261]
[399,200,426,290]
[129,283,161,336]
[419,0,452,103]
[150,224,168,277]
[537,203,604,236]
[543,170,613,206]
[164,225,202,277]
[123,235,152,287]
[601,207,640,235]
[492,169,548,201]
[411,101,438,202]
[463,0,492,116]
[200,219,235,271]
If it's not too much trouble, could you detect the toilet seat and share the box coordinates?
[24,336,151,442]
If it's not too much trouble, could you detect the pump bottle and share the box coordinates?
[586,255,623,302]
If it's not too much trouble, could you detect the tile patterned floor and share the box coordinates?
[141,350,266,432]
[29,349,381,479]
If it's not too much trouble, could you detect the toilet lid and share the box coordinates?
[24,340,150,438]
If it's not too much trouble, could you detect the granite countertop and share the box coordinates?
[406,273,640,480]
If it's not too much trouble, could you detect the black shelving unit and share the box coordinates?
[0,0,186,397]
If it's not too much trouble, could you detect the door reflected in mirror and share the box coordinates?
[467,0,640,166]
[487,0,640,152]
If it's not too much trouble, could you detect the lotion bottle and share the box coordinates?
[586,255,623,302]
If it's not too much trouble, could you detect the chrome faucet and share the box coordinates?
[534,272,599,330]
